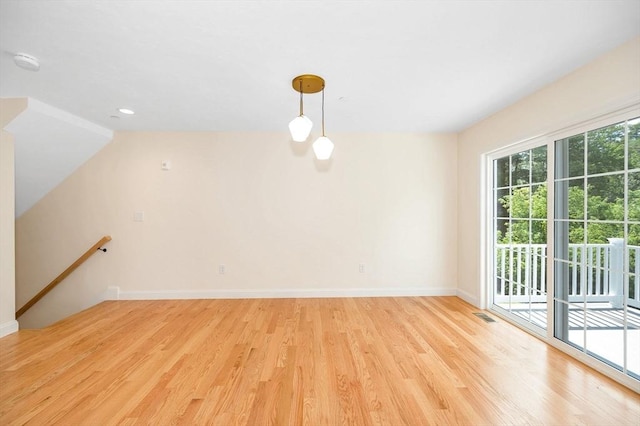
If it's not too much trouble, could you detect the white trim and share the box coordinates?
[456,288,480,307]
[114,287,457,300]
[490,306,546,337]
[546,136,555,340]
[0,320,19,338]
[484,96,640,157]
[487,134,549,159]
[546,103,640,143]
[479,153,489,310]
[103,286,120,301]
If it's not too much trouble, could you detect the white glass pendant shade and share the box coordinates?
[313,136,334,160]
[289,115,313,142]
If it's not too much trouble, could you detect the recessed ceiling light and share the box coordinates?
[14,53,40,71]
[118,108,135,115]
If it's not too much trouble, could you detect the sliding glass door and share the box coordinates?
[553,117,639,379]
[489,110,639,382]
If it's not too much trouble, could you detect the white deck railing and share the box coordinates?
[495,240,640,309]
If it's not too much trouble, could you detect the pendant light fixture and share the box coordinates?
[289,74,334,160]
[288,76,313,141]
[312,87,334,160]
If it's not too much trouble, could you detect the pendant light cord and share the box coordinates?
[321,88,325,136]
[299,80,304,116]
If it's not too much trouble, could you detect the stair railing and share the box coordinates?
[16,235,111,318]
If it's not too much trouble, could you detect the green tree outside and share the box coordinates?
[496,117,639,298]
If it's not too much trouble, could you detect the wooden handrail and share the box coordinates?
[16,235,112,318]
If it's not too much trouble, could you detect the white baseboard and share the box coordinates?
[456,289,480,307]
[0,320,19,338]
[103,286,120,301]
[112,287,457,300]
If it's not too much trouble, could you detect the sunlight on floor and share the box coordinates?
[496,302,640,378]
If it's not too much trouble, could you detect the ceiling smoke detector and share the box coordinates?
[14,53,40,71]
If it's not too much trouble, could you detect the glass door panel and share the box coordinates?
[492,146,548,330]
[554,117,640,380]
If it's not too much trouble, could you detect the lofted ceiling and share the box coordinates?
[1,0,639,134]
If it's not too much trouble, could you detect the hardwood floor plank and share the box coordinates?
[1,297,639,425]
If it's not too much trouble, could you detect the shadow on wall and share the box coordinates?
[289,138,333,172]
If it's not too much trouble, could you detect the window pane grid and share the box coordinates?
[555,169,627,182]
[490,113,640,382]
[554,116,640,379]
[492,145,548,330]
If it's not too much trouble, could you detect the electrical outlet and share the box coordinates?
[134,211,144,222]
[219,264,225,274]
[359,263,365,273]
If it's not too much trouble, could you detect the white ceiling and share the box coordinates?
[1,0,639,134]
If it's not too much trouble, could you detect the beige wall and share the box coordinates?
[15,36,638,328]
[0,98,27,335]
[16,131,458,327]
[457,36,640,307]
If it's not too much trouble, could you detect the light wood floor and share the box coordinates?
[1,297,639,425]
